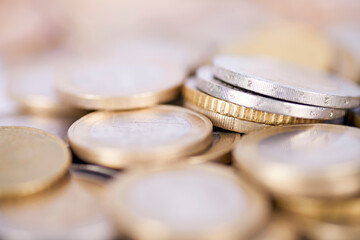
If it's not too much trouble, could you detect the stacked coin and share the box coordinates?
[183,55,360,133]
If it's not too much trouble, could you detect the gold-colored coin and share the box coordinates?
[56,54,186,110]
[106,164,270,240]
[185,131,240,164]
[220,22,336,72]
[233,124,360,198]
[184,101,271,134]
[0,126,71,198]
[251,215,298,240]
[183,78,320,125]
[68,105,213,169]
[0,172,117,240]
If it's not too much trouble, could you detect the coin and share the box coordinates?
[185,131,240,164]
[233,124,360,198]
[8,51,87,117]
[106,164,269,240]
[0,126,70,198]
[68,105,213,169]
[213,55,360,108]
[0,173,116,240]
[184,101,271,134]
[183,78,320,125]
[196,66,345,120]
[56,54,186,110]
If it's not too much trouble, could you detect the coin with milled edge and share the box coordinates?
[68,105,213,169]
[196,66,345,120]
[233,124,360,198]
[213,55,360,108]
[184,101,271,134]
[56,55,186,110]
[184,78,319,125]
[0,126,70,198]
[106,164,269,240]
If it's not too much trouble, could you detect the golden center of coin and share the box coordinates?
[68,105,213,168]
[0,126,71,198]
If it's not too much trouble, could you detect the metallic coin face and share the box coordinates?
[107,164,269,240]
[56,55,186,110]
[213,55,360,108]
[0,127,70,198]
[196,66,345,120]
[233,124,360,197]
[0,173,116,240]
[68,105,213,168]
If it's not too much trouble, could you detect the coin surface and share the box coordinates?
[68,105,213,168]
[0,126,71,198]
[183,78,320,125]
[213,55,360,108]
[56,54,186,110]
[106,164,269,240]
[184,101,271,134]
[196,66,345,120]
[233,124,360,198]
[185,131,240,164]
[0,173,116,240]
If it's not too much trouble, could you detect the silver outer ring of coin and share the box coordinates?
[196,66,346,120]
[213,55,360,109]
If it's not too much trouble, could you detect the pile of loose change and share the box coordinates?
[2,27,360,240]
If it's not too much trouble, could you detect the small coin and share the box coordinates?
[0,173,116,240]
[68,105,213,169]
[106,164,269,240]
[184,101,271,134]
[56,54,186,110]
[213,55,360,108]
[185,131,240,164]
[233,124,360,198]
[183,77,320,125]
[0,126,71,198]
[196,66,345,120]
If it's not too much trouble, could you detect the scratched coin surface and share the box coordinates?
[106,164,269,240]
[68,105,213,168]
[196,66,345,120]
[0,126,71,198]
[233,124,360,198]
[56,55,186,110]
[213,55,360,108]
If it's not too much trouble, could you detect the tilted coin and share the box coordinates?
[56,54,186,110]
[0,173,116,240]
[106,164,269,240]
[185,131,240,164]
[184,101,271,134]
[68,105,213,169]
[183,78,319,125]
[213,55,360,108]
[0,127,70,198]
[196,66,345,120]
[233,124,360,198]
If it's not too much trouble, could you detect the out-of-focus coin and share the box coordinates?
[106,164,269,240]
[185,131,240,164]
[0,126,70,198]
[233,124,360,198]
[219,22,336,72]
[184,101,271,134]
[8,51,87,117]
[68,105,213,169]
[0,173,117,240]
[213,55,360,108]
[183,78,319,125]
[56,54,186,110]
[348,107,360,127]
[334,48,360,84]
[196,66,345,120]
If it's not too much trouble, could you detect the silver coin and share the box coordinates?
[196,66,345,120]
[213,55,360,108]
